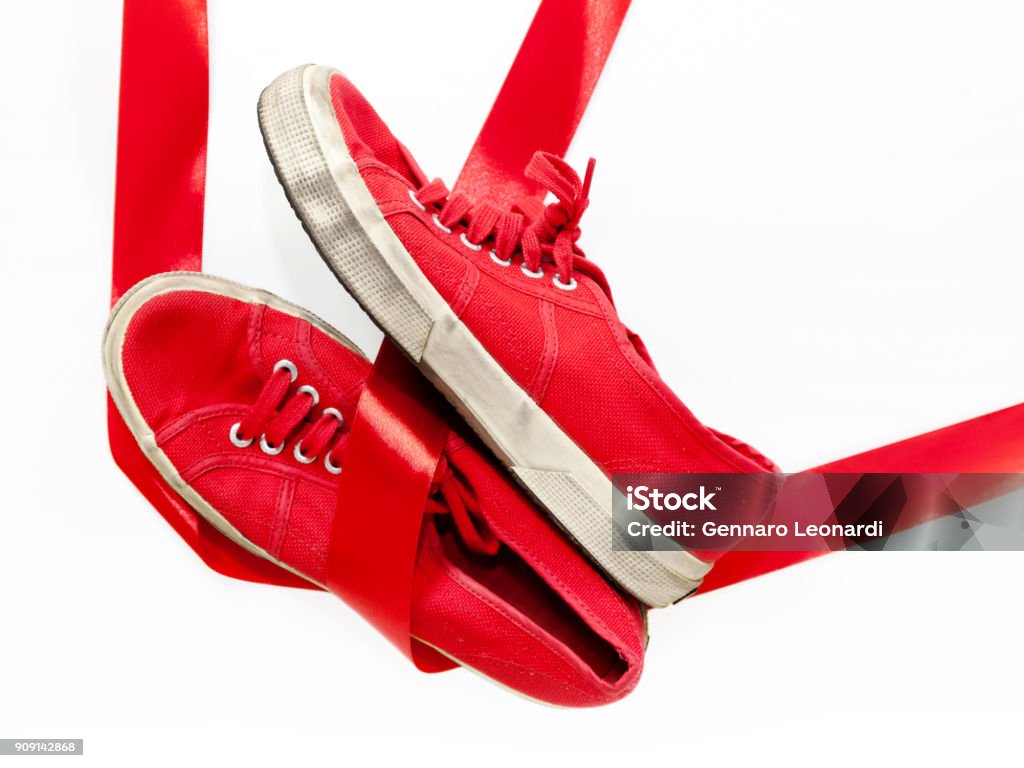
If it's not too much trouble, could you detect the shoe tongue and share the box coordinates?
[397,141,430,186]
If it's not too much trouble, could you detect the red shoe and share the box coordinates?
[104,272,646,707]
[258,65,778,606]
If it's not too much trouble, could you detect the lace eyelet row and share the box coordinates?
[412,190,577,291]
[228,362,343,476]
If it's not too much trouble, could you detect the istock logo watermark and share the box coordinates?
[625,484,718,512]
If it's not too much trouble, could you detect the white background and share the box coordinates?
[2,1,1023,765]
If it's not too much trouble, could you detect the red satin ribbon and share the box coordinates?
[110,0,311,588]
[327,342,454,671]
[454,0,632,207]
[112,0,207,303]
[702,403,1024,592]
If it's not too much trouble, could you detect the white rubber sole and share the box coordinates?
[258,64,709,607]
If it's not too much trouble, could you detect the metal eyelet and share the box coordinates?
[324,453,342,475]
[321,409,343,474]
[407,188,426,212]
[489,249,512,267]
[297,385,319,407]
[431,213,452,234]
[552,274,578,291]
[293,441,316,464]
[273,359,298,382]
[460,232,483,252]
[520,263,545,279]
[229,422,254,448]
[260,435,285,455]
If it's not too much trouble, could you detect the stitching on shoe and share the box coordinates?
[267,477,295,559]
[302,325,367,410]
[181,453,337,492]
[293,316,351,407]
[248,303,266,377]
[479,504,641,666]
[420,529,608,693]
[354,156,603,315]
[449,261,480,319]
[155,405,248,444]
[528,298,559,403]
[586,278,760,474]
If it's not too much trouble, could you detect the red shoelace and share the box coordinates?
[231,359,499,556]
[413,151,596,287]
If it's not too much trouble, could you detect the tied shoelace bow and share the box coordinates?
[414,151,596,286]
[231,360,500,557]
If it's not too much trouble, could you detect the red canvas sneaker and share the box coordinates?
[103,272,646,707]
[258,65,779,607]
